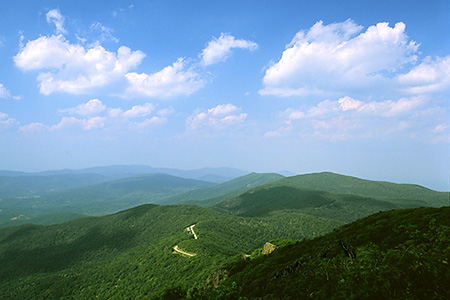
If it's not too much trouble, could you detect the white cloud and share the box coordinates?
[0,112,17,127]
[14,35,145,95]
[0,84,11,99]
[122,103,155,118]
[125,58,204,98]
[90,22,119,43]
[157,107,175,117]
[133,116,167,128]
[286,96,425,120]
[20,100,168,133]
[50,116,106,131]
[46,9,67,34]
[266,95,437,140]
[0,83,20,100]
[260,20,420,97]
[338,96,363,111]
[200,33,258,66]
[396,56,450,94]
[19,122,49,133]
[108,107,123,118]
[432,124,448,133]
[187,104,247,130]
[59,99,106,116]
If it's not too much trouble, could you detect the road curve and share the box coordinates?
[173,245,196,257]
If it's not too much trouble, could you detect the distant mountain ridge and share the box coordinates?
[0,173,214,221]
[0,165,249,183]
[0,173,110,198]
[158,172,285,206]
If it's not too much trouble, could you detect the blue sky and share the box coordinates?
[0,0,449,190]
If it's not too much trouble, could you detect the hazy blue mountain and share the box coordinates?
[0,173,215,227]
[0,165,249,183]
[0,173,110,198]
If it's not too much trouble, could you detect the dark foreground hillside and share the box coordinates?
[170,206,449,300]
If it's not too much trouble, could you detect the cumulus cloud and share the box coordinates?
[285,96,425,120]
[50,116,106,130]
[396,56,450,94]
[46,9,67,34]
[186,104,247,130]
[21,99,168,133]
[132,116,167,129]
[14,34,145,95]
[59,99,106,115]
[260,20,420,97]
[125,58,204,98]
[265,95,438,140]
[200,33,258,66]
[122,103,155,118]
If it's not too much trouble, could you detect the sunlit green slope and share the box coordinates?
[0,203,339,299]
[212,172,449,222]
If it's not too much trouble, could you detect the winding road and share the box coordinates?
[172,224,198,257]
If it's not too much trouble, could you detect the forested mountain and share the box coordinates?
[274,172,449,205]
[212,172,449,223]
[0,169,447,298]
[158,172,284,206]
[179,206,449,299]
[0,204,340,299]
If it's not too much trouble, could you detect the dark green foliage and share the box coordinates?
[201,207,450,299]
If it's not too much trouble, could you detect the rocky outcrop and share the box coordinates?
[262,242,277,255]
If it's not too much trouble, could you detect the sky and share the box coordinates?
[0,0,449,190]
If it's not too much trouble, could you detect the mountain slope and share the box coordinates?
[157,172,284,206]
[173,206,450,299]
[213,186,401,222]
[212,172,449,223]
[0,203,340,299]
[277,172,449,206]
